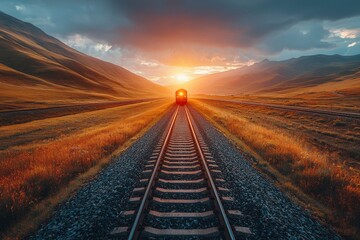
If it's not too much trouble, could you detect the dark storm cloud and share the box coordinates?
[0,0,129,39]
[258,21,336,53]
[3,0,360,49]
[114,0,360,50]
[109,0,360,49]
[1,0,360,68]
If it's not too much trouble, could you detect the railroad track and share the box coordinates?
[111,106,250,239]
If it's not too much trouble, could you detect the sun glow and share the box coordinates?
[175,74,190,83]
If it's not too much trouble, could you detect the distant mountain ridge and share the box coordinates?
[181,54,360,96]
[0,11,168,107]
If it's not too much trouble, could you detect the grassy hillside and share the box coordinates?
[0,11,169,110]
[180,54,360,97]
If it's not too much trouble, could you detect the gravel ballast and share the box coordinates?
[29,105,340,239]
[188,105,340,240]
[28,108,174,240]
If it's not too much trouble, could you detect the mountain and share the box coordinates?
[0,11,168,109]
[181,54,360,96]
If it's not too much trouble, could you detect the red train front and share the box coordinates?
[175,89,187,105]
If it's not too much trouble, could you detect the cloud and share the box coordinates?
[94,43,112,52]
[348,42,357,47]
[100,0,360,56]
[331,29,360,39]
[59,34,119,60]
[15,4,25,12]
[140,60,159,67]
[1,0,360,84]
[2,1,360,54]
[258,21,335,54]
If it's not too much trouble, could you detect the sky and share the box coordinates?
[1,0,360,85]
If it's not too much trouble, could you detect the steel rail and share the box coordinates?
[127,106,179,240]
[185,106,236,240]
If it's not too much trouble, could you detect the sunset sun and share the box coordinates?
[175,74,190,83]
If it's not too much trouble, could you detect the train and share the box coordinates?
[175,89,187,105]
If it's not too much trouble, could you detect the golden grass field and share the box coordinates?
[191,98,360,238]
[194,92,360,113]
[0,98,172,238]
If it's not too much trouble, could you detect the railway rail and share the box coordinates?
[111,105,250,239]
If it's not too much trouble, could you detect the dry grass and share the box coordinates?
[0,99,153,126]
[191,99,360,238]
[195,92,360,113]
[0,99,172,234]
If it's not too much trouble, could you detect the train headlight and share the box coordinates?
[179,92,183,96]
